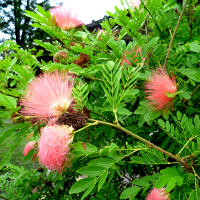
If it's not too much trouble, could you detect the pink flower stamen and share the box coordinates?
[23,141,36,156]
[50,5,83,30]
[38,125,74,173]
[145,68,177,110]
[146,188,170,200]
[20,71,74,122]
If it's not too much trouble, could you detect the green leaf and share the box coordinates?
[41,63,69,71]
[107,61,115,71]
[178,68,200,82]
[177,41,200,53]
[189,191,196,200]
[72,142,97,157]
[70,64,84,75]
[34,39,59,53]
[77,166,105,177]
[132,179,150,187]
[160,167,180,177]
[158,119,165,129]
[166,121,170,132]
[120,186,140,199]
[0,124,24,145]
[166,177,177,192]
[0,93,17,109]
[88,158,114,169]
[155,175,169,188]
[81,179,97,200]
[117,107,132,116]
[74,31,88,39]
[188,41,200,52]
[69,177,96,194]
[176,111,182,120]
[180,91,191,99]
[176,176,184,186]
[98,170,108,192]
[130,156,146,164]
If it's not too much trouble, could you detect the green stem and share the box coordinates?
[14,112,36,120]
[178,134,200,155]
[113,108,119,125]
[88,118,191,170]
[191,84,200,97]
[73,122,98,134]
[192,166,200,181]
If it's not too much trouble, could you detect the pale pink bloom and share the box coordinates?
[38,125,74,173]
[23,141,36,156]
[96,29,105,40]
[146,188,170,200]
[21,71,74,122]
[50,5,83,30]
[131,0,141,9]
[121,47,145,65]
[76,175,88,181]
[145,68,177,110]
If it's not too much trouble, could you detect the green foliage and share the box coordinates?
[73,82,89,111]
[1,0,200,199]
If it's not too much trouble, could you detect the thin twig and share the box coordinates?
[140,0,164,38]
[88,118,192,171]
[192,166,200,180]
[73,122,98,134]
[163,0,188,68]
[191,84,200,96]
[178,134,200,155]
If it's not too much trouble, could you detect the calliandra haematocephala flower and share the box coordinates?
[131,0,141,9]
[146,188,170,200]
[38,125,74,173]
[20,71,74,122]
[23,141,36,156]
[96,29,105,40]
[145,68,177,110]
[121,47,145,66]
[23,141,37,160]
[50,5,83,30]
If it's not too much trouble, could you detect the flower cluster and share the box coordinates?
[21,71,75,172]
[121,47,145,66]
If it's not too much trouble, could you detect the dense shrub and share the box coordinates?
[1,0,200,199]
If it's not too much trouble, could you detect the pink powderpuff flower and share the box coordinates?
[96,29,105,40]
[23,141,36,156]
[121,47,145,65]
[21,71,74,122]
[38,125,73,173]
[131,0,141,9]
[145,68,177,110]
[76,175,88,181]
[146,188,170,200]
[50,5,83,30]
